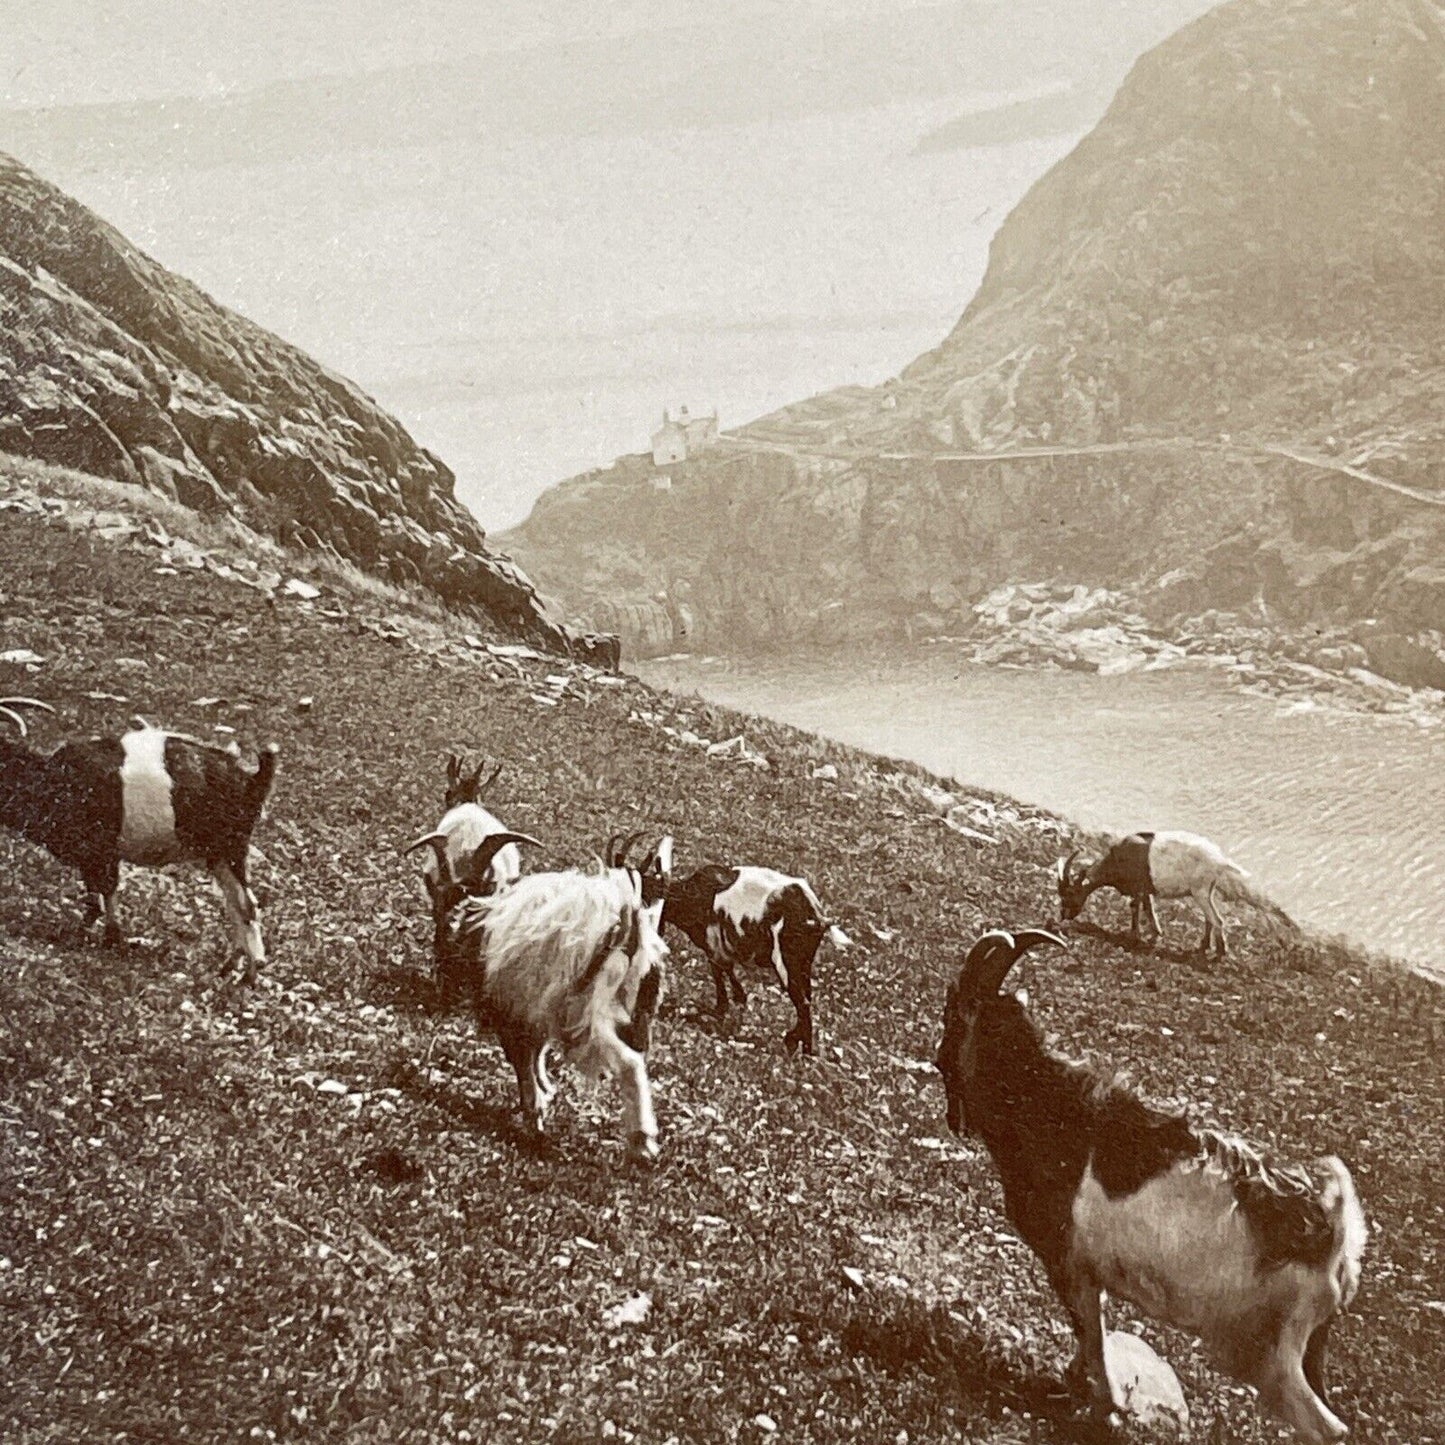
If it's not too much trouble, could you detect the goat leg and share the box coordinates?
[1303,1317,1333,1405]
[101,892,125,948]
[597,1031,659,1163]
[784,985,814,1056]
[1144,896,1161,939]
[531,1041,557,1129]
[1059,1270,1114,1423]
[1258,1351,1348,1444]
[727,961,747,1005]
[79,890,103,929]
[710,960,732,1019]
[212,859,265,982]
[80,858,123,945]
[499,1026,544,1136]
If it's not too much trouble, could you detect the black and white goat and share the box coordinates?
[661,856,833,1055]
[413,828,671,1162]
[413,753,523,961]
[1056,830,1294,957]
[936,928,1366,1443]
[0,699,278,977]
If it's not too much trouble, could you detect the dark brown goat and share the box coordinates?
[936,928,1366,1442]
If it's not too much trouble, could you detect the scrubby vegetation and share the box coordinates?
[2,475,1443,1443]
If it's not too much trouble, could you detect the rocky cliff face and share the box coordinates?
[0,153,614,665]
[505,0,1445,668]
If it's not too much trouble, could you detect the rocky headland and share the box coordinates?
[504,0,1445,689]
[0,152,613,665]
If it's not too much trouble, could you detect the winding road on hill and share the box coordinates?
[714,432,1445,509]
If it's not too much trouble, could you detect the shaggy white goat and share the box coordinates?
[417,830,671,1161]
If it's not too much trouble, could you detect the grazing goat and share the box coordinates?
[0,699,278,977]
[1056,830,1293,956]
[414,753,523,961]
[414,828,671,1162]
[936,928,1366,1443]
[662,858,831,1054]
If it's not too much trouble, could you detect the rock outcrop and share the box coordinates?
[504,0,1445,678]
[0,152,615,666]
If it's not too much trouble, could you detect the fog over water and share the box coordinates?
[641,650,1445,982]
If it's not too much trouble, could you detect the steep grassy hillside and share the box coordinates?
[0,154,609,664]
[2,462,1442,1442]
[507,0,1445,663]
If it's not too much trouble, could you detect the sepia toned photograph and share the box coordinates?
[1,2,1442,1440]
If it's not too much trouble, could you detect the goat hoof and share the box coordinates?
[626,1131,660,1164]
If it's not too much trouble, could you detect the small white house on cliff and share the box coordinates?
[651,405,718,465]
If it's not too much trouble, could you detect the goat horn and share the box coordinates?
[961,927,1067,997]
[481,761,503,791]
[403,831,455,891]
[0,697,55,735]
[644,833,674,876]
[605,829,648,868]
[459,830,543,885]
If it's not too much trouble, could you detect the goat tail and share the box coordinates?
[1214,868,1299,932]
[1317,1155,1367,1307]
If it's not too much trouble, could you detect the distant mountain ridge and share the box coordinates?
[505,0,1445,668]
[0,152,610,661]
[0,2,1213,168]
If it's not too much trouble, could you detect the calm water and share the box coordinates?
[640,650,1445,980]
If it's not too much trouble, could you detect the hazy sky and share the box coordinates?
[3,1,964,107]
[1,1,1219,526]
